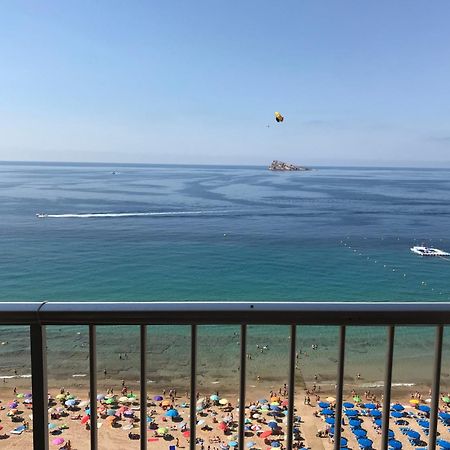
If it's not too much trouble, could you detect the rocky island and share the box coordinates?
[268,160,311,171]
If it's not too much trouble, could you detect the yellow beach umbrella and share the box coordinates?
[409,399,419,405]
[219,398,228,405]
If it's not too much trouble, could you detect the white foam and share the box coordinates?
[0,376,15,379]
[20,374,32,378]
[72,374,87,378]
[39,210,230,219]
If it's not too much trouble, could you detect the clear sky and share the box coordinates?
[1,1,450,166]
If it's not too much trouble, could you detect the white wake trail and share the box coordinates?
[37,210,231,219]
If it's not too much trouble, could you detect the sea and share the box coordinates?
[0,162,449,396]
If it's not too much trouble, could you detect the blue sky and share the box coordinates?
[1,1,449,166]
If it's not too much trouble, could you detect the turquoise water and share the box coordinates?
[1,162,450,393]
[1,162,450,301]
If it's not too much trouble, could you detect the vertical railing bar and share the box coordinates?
[140,325,147,450]
[30,323,48,450]
[333,326,346,450]
[287,324,297,450]
[381,326,395,450]
[89,324,98,450]
[429,325,444,450]
[189,325,197,450]
[238,324,247,450]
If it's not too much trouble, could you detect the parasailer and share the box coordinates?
[274,112,284,123]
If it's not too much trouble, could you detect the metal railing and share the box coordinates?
[1,301,450,450]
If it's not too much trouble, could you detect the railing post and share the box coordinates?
[334,326,346,450]
[140,325,147,450]
[189,325,197,450]
[238,324,247,450]
[89,324,98,450]
[429,325,444,449]
[30,323,48,450]
[287,324,297,450]
[381,326,395,450]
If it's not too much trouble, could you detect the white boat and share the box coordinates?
[36,213,48,218]
[410,246,450,256]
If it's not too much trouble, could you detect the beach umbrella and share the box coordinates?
[374,419,382,427]
[409,399,419,405]
[353,395,361,402]
[165,408,179,417]
[25,393,32,398]
[251,424,261,431]
[353,428,367,438]
[219,422,228,430]
[437,440,450,449]
[270,396,279,402]
[388,429,395,438]
[157,427,168,435]
[268,421,278,429]
[260,430,272,438]
[343,402,354,408]
[339,437,348,446]
[252,413,260,419]
[148,437,159,442]
[442,396,450,403]
[418,419,429,428]
[364,403,376,409]
[219,398,228,405]
[197,419,205,426]
[318,401,330,408]
[357,437,373,448]
[406,430,420,439]
[370,410,382,418]
[161,399,171,407]
[8,401,18,408]
[182,430,190,437]
[344,409,358,417]
[388,439,402,449]
[391,411,403,418]
[440,412,450,421]
[81,415,90,424]
[52,438,64,446]
[146,416,153,423]
[321,408,334,416]
[17,393,24,398]
[65,399,76,406]
[349,419,361,427]
[271,442,281,448]
[258,398,268,403]
[270,405,281,412]
[270,401,279,406]
[418,404,430,413]
[48,423,58,430]
[392,404,404,411]
[153,395,163,401]
[229,441,238,447]
[119,396,129,403]
[96,394,105,401]
[56,394,66,400]
[196,405,204,412]
[325,417,335,425]
[78,401,89,408]
[107,409,116,416]
[246,442,256,448]
[210,394,220,401]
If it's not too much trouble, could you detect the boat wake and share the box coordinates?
[36,210,231,219]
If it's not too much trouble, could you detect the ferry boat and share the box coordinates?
[410,246,450,257]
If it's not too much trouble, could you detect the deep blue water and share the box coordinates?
[1,162,449,302]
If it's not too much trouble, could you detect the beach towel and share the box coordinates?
[10,425,26,435]
[169,446,176,450]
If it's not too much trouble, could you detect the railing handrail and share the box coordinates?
[0,301,449,325]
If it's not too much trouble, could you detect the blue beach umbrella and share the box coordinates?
[437,439,450,449]
[374,418,382,427]
[439,412,450,421]
[268,421,278,429]
[270,405,281,411]
[153,395,163,401]
[146,416,153,423]
[165,408,179,417]
[65,399,76,406]
[418,419,429,428]
[406,429,420,439]
[418,404,430,413]
[229,441,238,448]
[339,437,348,446]
[370,410,382,418]
[321,408,334,416]
[345,409,358,417]
[48,423,57,430]
[388,439,402,449]
[388,429,394,438]
[353,428,367,438]
[246,442,256,448]
[107,409,116,416]
[349,419,361,427]
[357,437,373,448]
[258,399,268,404]
[343,402,354,408]
[392,404,404,411]
[391,411,403,418]
[210,394,219,401]
[364,403,376,409]
[271,442,281,448]
[318,401,330,408]
[325,417,335,425]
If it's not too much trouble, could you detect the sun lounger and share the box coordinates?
[10,425,26,435]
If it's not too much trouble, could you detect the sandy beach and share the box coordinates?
[1,378,449,450]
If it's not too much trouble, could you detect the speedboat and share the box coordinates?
[410,246,450,256]
[36,213,48,218]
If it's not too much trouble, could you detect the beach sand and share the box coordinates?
[0,378,449,450]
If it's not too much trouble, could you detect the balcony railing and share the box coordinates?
[1,301,449,450]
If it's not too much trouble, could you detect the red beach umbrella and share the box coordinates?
[81,415,90,424]
[183,430,190,437]
[219,422,228,430]
[260,430,272,438]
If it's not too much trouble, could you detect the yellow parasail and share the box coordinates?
[274,112,284,122]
